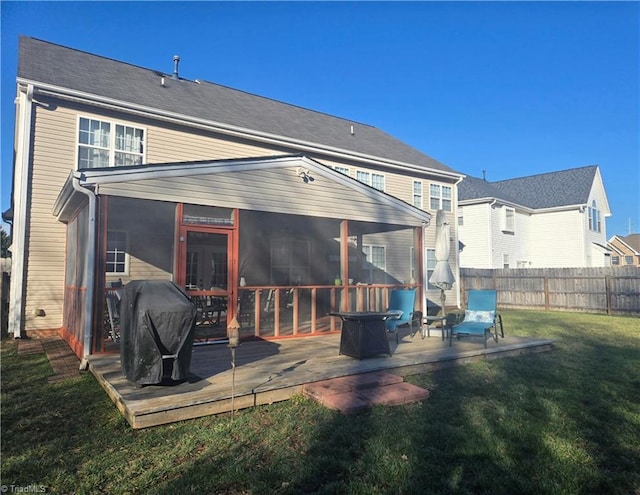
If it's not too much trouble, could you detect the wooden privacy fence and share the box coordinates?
[460,266,640,315]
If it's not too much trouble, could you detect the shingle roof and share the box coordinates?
[18,36,456,174]
[459,165,599,209]
[619,234,640,252]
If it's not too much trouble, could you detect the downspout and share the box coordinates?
[71,172,97,370]
[8,84,34,338]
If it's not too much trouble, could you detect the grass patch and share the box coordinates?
[2,309,639,494]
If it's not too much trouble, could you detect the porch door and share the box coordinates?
[177,227,237,336]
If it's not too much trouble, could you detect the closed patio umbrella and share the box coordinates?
[429,209,455,314]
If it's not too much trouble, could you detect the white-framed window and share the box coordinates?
[334,166,350,176]
[356,170,385,191]
[588,200,601,233]
[502,207,515,233]
[458,208,464,226]
[106,231,128,274]
[412,181,423,208]
[625,256,634,265]
[429,184,452,211]
[78,117,145,169]
[612,256,620,265]
[362,244,386,283]
[503,253,510,269]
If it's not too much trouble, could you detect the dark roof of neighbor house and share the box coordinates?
[18,36,457,175]
[459,165,599,209]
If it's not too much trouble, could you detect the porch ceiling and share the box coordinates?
[56,155,431,229]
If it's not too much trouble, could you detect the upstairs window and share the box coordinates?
[429,184,452,211]
[78,117,145,169]
[356,170,385,191]
[502,207,515,233]
[588,200,601,233]
[412,181,423,208]
[334,166,350,176]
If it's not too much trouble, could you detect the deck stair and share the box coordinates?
[303,371,429,414]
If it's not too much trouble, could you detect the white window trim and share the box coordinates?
[106,230,129,275]
[429,183,452,212]
[412,180,423,209]
[334,166,350,176]
[502,206,515,233]
[77,115,146,169]
[356,169,386,191]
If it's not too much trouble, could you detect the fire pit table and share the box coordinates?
[330,311,399,359]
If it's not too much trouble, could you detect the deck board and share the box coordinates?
[88,331,553,428]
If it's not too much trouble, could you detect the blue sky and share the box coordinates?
[1,1,638,236]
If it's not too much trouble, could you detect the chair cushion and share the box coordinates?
[464,310,495,322]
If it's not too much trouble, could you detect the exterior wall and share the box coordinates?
[20,95,459,332]
[458,203,493,268]
[529,209,586,267]
[489,206,533,268]
[460,202,609,269]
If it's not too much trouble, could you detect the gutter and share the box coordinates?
[8,84,34,338]
[19,78,464,182]
[70,172,97,369]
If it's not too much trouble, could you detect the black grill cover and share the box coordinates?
[119,280,197,386]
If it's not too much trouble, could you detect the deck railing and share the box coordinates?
[237,284,418,339]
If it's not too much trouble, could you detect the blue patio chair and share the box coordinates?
[386,288,421,343]
[450,289,504,348]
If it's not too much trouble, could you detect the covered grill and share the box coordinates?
[119,280,197,386]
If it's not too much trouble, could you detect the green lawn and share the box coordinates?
[2,309,639,494]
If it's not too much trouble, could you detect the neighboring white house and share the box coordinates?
[457,166,611,268]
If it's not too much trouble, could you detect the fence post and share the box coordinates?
[544,276,550,311]
[605,275,612,314]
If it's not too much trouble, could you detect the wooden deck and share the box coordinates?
[88,330,553,429]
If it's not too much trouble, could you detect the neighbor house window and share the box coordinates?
[412,181,423,208]
[334,166,350,176]
[106,231,128,274]
[502,207,515,232]
[612,256,620,265]
[78,117,145,169]
[356,170,385,191]
[588,200,601,233]
[503,253,510,269]
[625,256,634,265]
[429,184,452,211]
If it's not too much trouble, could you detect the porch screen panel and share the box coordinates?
[63,205,90,348]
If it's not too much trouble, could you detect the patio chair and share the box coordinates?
[450,289,504,348]
[385,288,422,343]
[105,291,121,343]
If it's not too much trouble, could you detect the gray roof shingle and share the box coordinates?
[459,165,599,209]
[18,36,456,174]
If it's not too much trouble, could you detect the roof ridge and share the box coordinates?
[492,164,598,184]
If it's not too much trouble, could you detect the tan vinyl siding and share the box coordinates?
[147,124,283,163]
[24,104,78,330]
[98,166,423,226]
